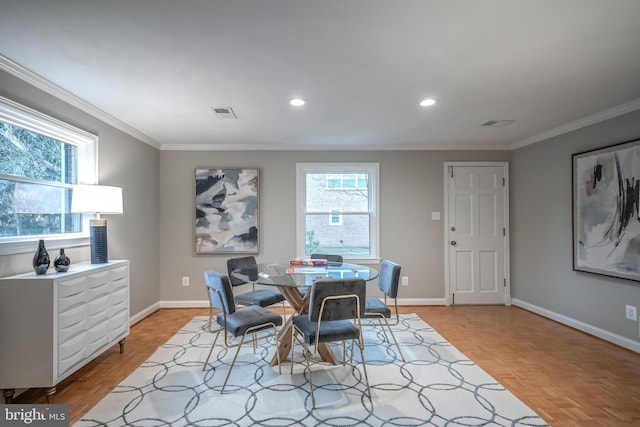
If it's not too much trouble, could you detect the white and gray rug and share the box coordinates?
[75,315,548,426]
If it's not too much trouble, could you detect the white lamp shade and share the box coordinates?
[71,185,123,214]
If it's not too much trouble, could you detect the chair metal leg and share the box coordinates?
[202,329,222,371]
[377,318,391,342]
[303,342,316,409]
[207,306,213,331]
[272,325,282,375]
[365,314,405,362]
[220,324,281,393]
[356,336,372,400]
[290,326,296,374]
[382,317,405,362]
[220,337,245,393]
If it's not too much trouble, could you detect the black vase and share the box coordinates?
[54,248,71,273]
[33,239,50,275]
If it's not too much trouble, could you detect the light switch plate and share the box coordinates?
[431,212,440,221]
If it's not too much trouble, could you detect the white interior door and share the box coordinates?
[445,163,510,305]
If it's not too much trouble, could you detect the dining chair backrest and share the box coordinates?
[311,253,344,263]
[204,270,236,314]
[378,260,401,299]
[226,256,258,286]
[309,278,366,322]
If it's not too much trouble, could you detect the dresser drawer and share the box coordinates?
[58,304,86,334]
[108,297,128,317]
[59,276,87,299]
[86,305,109,330]
[108,309,129,341]
[86,270,110,289]
[86,281,109,301]
[110,265,128,282]
[58,333,86,377]
[85,321,109,357]
[59,316,86,344]
[87,293,110,316]
[110,286,128,307]
[58,290,87,313]
[58,277,87,313]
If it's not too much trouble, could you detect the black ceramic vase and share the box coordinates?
[33,239,50,275]
[54,248,71,273]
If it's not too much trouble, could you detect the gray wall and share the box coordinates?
[511,109,640,342]
[0,70,161,317]
[158,150,510,302]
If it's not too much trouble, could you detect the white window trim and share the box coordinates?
[0,96,97,255]
[296,162,380,263]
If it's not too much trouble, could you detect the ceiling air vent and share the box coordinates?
[211,107,237,119]
[481,120,514,127]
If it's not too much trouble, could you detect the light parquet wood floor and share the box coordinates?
[11,306,640,426]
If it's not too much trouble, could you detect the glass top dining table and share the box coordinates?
[230,260,379,367]
[230,261,379,288]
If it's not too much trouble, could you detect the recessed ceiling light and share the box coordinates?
[420,98,437,107]
[290,98,306,107]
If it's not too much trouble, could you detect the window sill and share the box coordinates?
[0,235,89,256]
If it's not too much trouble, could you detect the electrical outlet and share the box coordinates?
[182,276,190,287]
[626,305,637,321]
[401,276,409,286]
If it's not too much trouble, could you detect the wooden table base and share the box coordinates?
[270,286,338,366]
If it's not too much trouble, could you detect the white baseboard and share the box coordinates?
[512,298,640,354]
[160,300,210,308]
[130,302,160,326]
[397,298,446,305]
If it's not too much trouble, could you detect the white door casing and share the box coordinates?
[444,163,510,305]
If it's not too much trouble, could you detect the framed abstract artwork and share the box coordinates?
[573,139,640,281]
[195,168,259,254]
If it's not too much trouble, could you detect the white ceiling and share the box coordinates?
[1,0,640,151]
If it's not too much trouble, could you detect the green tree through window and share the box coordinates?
[0,96,96,248]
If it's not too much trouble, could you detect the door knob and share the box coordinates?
[450,240,457,246]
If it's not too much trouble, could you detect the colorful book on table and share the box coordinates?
[286,266,328,274]
[289,258,329,267]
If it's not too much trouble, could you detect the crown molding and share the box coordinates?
[0,54,161,149]
[160,143,511,151]
[511,97,640,150]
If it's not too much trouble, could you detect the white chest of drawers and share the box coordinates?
[0,260,129,402]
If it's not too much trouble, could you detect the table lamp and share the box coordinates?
[71,185,123,264]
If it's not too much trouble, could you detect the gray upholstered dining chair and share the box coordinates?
[290,277,371,409]
[227,256,287,318]
[202,270,282,393]
[310,253,344,264]
[363,259,405,361]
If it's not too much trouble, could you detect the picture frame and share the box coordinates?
[573,139,640,281]
[195,168,259,254]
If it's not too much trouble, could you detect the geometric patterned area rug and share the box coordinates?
[74,315,548,426]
